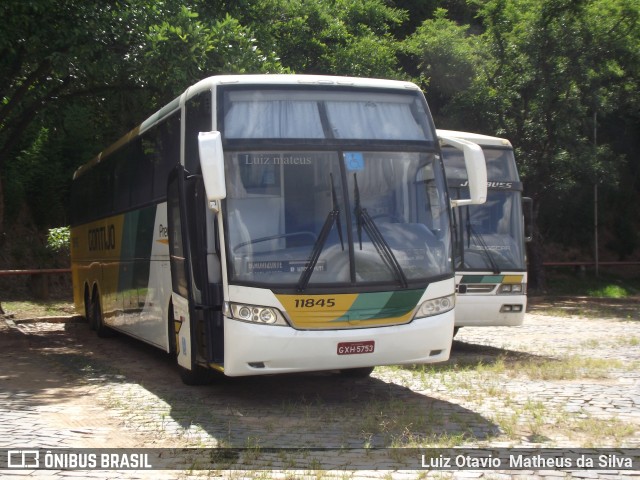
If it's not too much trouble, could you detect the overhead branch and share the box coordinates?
[0,58,53,126]
[0,75,72,169]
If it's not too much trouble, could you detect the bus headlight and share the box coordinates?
[224,302,288,326]
[413,294,455,319]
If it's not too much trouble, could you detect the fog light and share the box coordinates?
[500,304,524,313]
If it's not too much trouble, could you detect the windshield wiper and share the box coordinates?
[465,210,501,274]
[297,174,343,292]
[353,173,409,289]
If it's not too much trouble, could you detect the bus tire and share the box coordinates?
[92,292,115,338]
[338,366,375,378]
[85,287,95,330]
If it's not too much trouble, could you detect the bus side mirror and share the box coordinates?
[198,131,227,211]
[522,197,533,242]
[438,134,487,208]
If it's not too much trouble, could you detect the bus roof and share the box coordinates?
[184,74,420,95]
[141,74,422,134]
[74,75,422,180]
[437,129,512,148]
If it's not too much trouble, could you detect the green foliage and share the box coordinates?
[433,0,640,261]
[144,8,284,97]
[403,8,484,119]
[0,0,639,271]
[47,226,70,254]
[245,0,406,77]
[546,270,640,298]
[4,126,70,228]
[587,284,629,298]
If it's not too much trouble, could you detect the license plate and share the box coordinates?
[337,340,375,355]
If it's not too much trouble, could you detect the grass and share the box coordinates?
[508,356,625,380]
[587,284,630,298]
[382,350,637,446]
[404,353,629,381]
[1,299,76,319]
[545,270,640,298]
[569,417,637,446]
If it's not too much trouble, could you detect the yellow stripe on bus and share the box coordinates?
[502,275,524,284]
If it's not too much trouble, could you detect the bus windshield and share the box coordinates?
[220,86,451,291]
[224,150,451,290]
[444,147,526,272]
[222,88,433,141]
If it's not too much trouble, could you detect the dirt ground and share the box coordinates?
[0,317,176,449]
[1,295,639,478]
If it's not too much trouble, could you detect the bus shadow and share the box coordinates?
[392,339,561,374]
[449,339,552,365]
[163,371,502,450]
[50,322,504,451]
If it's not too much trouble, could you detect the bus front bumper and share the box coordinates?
[454,294,526,327]
[220,311,454,376]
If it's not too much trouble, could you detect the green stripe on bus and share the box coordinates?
[460,275,504,284]
[334,289,424,321]
[118,205,157,293]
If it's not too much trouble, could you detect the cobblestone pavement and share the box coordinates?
[0,297,639,479]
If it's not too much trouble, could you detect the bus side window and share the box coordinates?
[132,137,153,206]
[152,112,180,201]
[167,179,189,299]
[185,92,212,174]
[113,152,132,212]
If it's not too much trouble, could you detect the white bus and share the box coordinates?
[70,75,487,384]
[438,130,530,334]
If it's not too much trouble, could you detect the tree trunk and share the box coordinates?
[0,173,4,237]
[0,173,3,316]
[526,200,546,292]
[527,235,546,292]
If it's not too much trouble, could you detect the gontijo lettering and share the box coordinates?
[88,225,116,251]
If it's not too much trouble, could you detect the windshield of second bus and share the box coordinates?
[443,147,526,272]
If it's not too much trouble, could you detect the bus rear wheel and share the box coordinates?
[85,287,94,330]
[91,292,115,338]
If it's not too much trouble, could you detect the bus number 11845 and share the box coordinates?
[294,298,337,309]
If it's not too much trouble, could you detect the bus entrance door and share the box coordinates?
[167,166,223,383]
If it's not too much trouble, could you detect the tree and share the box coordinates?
[232,0,407,77]
[402,8,484,123]
[447,0,640,288]
[0,0,284,236]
